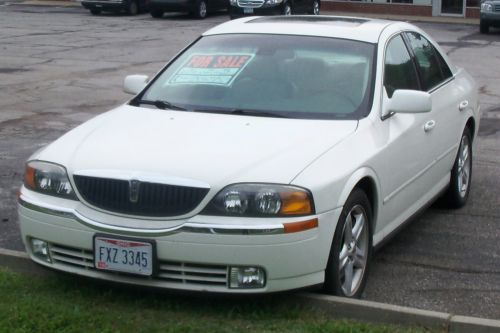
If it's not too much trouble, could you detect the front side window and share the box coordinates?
[405,32,449,91]
[139,34,376,120]
[384,34,420,98]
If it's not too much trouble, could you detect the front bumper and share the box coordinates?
[229,3,282,18]
[18,190,340,293]
[81,0,126,10]
[480,11,500,26]
[149,0,194,12]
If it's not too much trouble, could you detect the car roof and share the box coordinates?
[203,16,397,44]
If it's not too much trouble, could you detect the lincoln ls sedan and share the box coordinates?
[18,16,479,297]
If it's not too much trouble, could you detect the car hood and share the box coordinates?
[37,105,357,189]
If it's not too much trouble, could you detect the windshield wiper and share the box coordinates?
[193,108,289,119]
[137,99,187,111]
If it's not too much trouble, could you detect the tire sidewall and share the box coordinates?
[448,127,472,208]
[324,189,373,298]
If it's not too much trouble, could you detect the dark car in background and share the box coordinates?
[229,0,319,18]
[82,0,149,15]
[480,0,500,33]
[149,0,227,18]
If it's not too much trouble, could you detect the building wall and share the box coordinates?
[321,0,479,18]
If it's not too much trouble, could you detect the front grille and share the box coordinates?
[73,175,209,217]
[237,0,264,7]
[495,4,500,11]
[48,243,229,287]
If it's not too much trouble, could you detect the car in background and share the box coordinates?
[149,0,227,19]
[18,16,479,297]
[81,0,149,15]
[229,0,319,18]
[479,0,500,33]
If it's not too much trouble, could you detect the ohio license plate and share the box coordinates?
[94,236,153,276]
[243,7,254,14]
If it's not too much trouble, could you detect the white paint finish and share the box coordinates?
[18,17,479,292]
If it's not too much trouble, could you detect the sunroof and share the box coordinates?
[248,16,369,26]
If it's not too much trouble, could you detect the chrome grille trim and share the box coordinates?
[495,4,500,11]
[47,243,229,287]
[73,175,209,218]
[237,0,264,8]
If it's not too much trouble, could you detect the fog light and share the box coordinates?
[229,267,266,289]
[31,238,51,263]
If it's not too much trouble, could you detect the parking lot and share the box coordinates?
[0,3,499,319]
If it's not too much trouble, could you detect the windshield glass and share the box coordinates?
[140,34,376,119]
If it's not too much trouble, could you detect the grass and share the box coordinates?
[0,268,437,333]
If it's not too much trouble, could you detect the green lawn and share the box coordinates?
[0,268,436,333]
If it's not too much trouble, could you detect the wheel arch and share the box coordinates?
[336,167,380,232]
[466,117,476,143]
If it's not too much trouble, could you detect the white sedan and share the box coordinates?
[18,16,479,297]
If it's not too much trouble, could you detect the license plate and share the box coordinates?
[94,236,153,276]
[243,7,254,14]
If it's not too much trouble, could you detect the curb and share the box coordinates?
[2,248,499,331]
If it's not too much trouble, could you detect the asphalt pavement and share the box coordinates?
[0,4,498,320]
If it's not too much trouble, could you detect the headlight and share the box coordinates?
[230,0,237,5]
[265,0,283,4]
[202,184,314,217]
[24,161,78,200]
[481,2,493,11]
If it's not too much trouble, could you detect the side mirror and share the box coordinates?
[386,89,432,115]
[123,75,149,95]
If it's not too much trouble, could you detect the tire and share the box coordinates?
[193,0,207,19]
[150,9,164,18]
[324,189,372,298]
[282,2,292,15]
[444,127,472,208]
[126,0,139,15]
[480,20,489,34]
[90,8,101,15]
[310,0,319,15]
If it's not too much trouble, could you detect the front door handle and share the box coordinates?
[424,120,436,133]
[459,100,469,112]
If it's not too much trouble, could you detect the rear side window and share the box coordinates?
[405,32,451,91]
[384,35,420,98]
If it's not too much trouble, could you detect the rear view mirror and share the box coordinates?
[123,75,149,95]
[387,89,432,114]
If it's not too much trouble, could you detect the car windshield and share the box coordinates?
[140,34,376,119]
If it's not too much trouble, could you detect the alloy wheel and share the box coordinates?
[339,204,369,297]
[457,135,471,198]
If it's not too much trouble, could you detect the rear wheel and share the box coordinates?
[193,0,207,19]
[324,189,372,298]
[480,20,489,33]
[310,0,319,14]
[90,8,101,14]
[150,9,164,17]
[444,127,472,208]
[126,0,139,14]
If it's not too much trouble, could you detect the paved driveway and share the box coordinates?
[0,5,498,319]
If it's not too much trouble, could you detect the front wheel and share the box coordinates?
[444,127,472,208]
[324,189,372,298]
[480,20,489,33]
[90,8,101,14]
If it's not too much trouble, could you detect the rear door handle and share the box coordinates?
[424,120,436,133]
[459,100,469,111]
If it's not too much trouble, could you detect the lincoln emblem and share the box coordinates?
[129,179,140,203]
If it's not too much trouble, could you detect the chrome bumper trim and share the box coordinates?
[18,196,284,236]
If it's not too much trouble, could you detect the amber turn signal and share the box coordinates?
[24,165,36,190]
[279,191,313,215]
[283,218,318,233]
